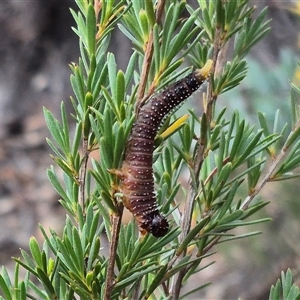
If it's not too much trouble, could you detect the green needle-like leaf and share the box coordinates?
[86,4,96,56]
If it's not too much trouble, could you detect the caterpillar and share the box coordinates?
[118,60,212,237]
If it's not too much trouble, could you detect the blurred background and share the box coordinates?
[0,1,300,299]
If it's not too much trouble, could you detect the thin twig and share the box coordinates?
[169,146,205,299]
[241,148,286,210]
[136,0,166,111]
[155,0,165,21]
[202,236,221,254]
[242,119,300,209]
[206,29,229,123]
[169,17,230,300]
[104,203,124,300]
[104,4,167,298]
[205,28,220,118]
[79,138,89,215]
[136,32,154,110]
[132,277,143,299]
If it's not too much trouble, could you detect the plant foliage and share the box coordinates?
[1,0,300,299]
[269,269,300,300]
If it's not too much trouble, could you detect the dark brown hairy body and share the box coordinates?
[119,63,211,237]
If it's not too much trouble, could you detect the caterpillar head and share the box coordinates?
[150,214,169,237]
[141,214,169,237]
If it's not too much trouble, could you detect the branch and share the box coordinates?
[242,120,300,209]
[241,147,286,210]
[79,138,89,215]
[104,203,124,300]
[169,15,230,300]
[136,0,166,111]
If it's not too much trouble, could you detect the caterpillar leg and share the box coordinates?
[107,168,124,179]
